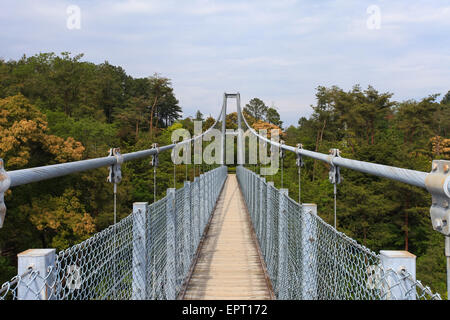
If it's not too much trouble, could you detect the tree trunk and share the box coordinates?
[371,121,375,145]
[312,119,327,181]
[319,119,326,147]
[136,121,139,139]
[312,129,321,181]
[348,138,356,155]
[149,96,158,137]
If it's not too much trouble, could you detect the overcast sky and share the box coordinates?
[1,0,449,126]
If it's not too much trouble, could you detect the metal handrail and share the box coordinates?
[239,105,435,192]
[6,104,225,188]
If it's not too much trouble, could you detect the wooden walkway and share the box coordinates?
[183,174,273,300]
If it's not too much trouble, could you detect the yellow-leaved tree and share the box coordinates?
[20,189,96,249]
[0,94,95,249]
[252,120,285,139]
[0,94,85,168]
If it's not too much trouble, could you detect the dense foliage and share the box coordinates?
[0,52,449,297]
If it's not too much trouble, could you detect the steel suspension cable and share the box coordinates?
[238,106,436,192]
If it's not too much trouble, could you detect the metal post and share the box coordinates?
[203,173,207,230]
[252,173,259,230]
[210,171,213,212]
[132,202,148,300]
[296,144,304,204]
[183,181,191,275]
[254,174,261,236]
[247,169,251,206]
[221,94,227,165]
[253,173,257,230]
[278,188,289,299]
[244,168,248,204]
[207,172,210,218]
[236,93,244,166]
[193,176,200,248]
[252,172,256,216]
[259,177,266,249]
[249,172,253,216]
[379,250,416,300]
[199,173,204,231]
[249,171,253,214]
[300,203,318,300]
[165,188,176,300]
[266,181,274,270]
[208,171,212,215]
[17,249,56,300]
[205,172,210,218]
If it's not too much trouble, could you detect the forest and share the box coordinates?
[0,52,449,297]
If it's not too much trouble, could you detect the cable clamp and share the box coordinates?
[107,148,123,184]
[328,148,341,185]
[151,143,159,167]
[280,140,286,159]
[425,160,450,235]
[296,143,304,167]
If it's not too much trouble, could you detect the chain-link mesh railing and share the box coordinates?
[368,264,442,300]
[236,166,441,300]
[1,166,227,300]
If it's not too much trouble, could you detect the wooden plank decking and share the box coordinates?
[183,174,273,300]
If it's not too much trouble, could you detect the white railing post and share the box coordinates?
[246,170,250,205]
[206,172,210,215]
[301,203,318,300]
[208,171,212,215]
[193,176,200,248]
[252,172,256,214]
[199,173,205,232]
[166,188,176,299]
[183,181,192,271]
[380,250,416,300]
[278,188,289,299]
[254,174,260,235]
[266,181,274,261]
[17,249,56,300]
[249,172,253,215]
[132,202,148,300]
[259,177,266,248]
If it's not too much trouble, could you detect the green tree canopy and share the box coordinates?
[244,98,268,121]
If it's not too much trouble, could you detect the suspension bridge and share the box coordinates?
[0,93,448,300]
